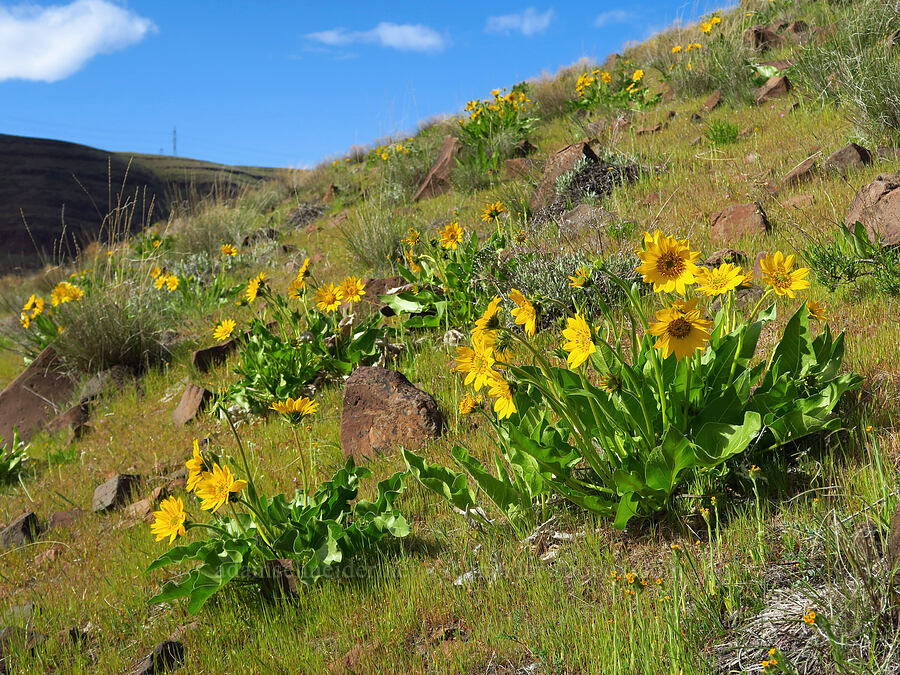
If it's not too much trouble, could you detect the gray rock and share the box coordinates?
[132,640,185,675]
[92,474,140,513]
[171,384,211,426]
[0,512,39,550]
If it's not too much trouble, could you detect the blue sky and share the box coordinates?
[0,1,726,167]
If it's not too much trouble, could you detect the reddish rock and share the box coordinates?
[133,640,186,675]
[504,157,531,180]
[636,123,663,135]
[359,275,407,317]
[784,194,816,209]
[824,143,873,175]
[45,403,90,438]
[340,366,443,460]
[0,346,75,445]
[512,139,536,157]
[92,474,140,513]
[704,249,748,267]
[785,20,808,36]
[47,509,85,531]
[125,498,154,523]
[709,203,771,245]
[744,25,783,50]
[846,173,900,244]
[783,156,818,186]
[0,512,40,550]
[172,384,212,426]
[755,75,791,103]
[191,339,238,373]
[700,90,721,114]
[322,183,339,203]
[530,141,599,211]
[759,59,794,71]
[413,136,462,202]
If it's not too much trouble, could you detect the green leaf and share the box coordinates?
[402,448,478,512]
[451,445,525,523]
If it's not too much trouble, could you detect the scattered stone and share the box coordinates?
[824,142,873,175]
[636,123,663,135]
[755,75,791,103]
[92,474,140,513]
[132,640,185,675]
[171,384,212,426]
[0,512,40,550]
[700,90,721,114]
[784,20,808,36]
[322,183,339,204]
[784,194,816,209]
[44,403,90,439]
[530,141,599,211]
[78,366,134,404]
[340,366,443,460]
[783,155,818,186]
[690,112,703,124]
[240,227,278,247]
[358,275,407,318]
[504,157,531,180]
[0,346,76,445]
[709,202,771,245]
[47,508,85,531]
[846,173,900,244]
[413,136,462,202]
[743,25,783,51]
[190,340,238,373]
[704,249,748,267]
[512,139,536,157]
[263,559,301,599]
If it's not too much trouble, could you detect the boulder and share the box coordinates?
[340,367,443,460]
[512,139,536,157]
[413,136,462,202]
[709,203,771,245]
[824,143,873,175]
[190,339,238,373]
[133,640,185,675]
[784,20,808,36]
[78,366,134,404]
[45,403,90,439]
[0,512,40,550]
[360,276,407,317]
[755,75,791,103]
[783,156,818,187]
[704,249,748,268]
[700,90,721,114]
[877,146,900,162]
[743,25,783,50]
[0,346,75,445]
[171,384,212,426]
[846,173,900,244]
[888,502,900,572]
[530,141,599,211]
[92,474,140,513]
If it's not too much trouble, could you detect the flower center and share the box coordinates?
[657,252,686,278]
[666,317,693,339]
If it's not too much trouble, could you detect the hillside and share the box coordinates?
[1,0,900,673]
[0,133,281,273]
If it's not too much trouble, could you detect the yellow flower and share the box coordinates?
[599,374,621,393]
[473,296,503,340]
[700,20,712,33]
[337,276,366,303]
[270,396,319,423]
[454,332,496,391]
[165,274,179,292]
[508,288,537,337]
[289,258,311,298]
[380,151,389,161]
[244,273,265,303]
[315,283,342,313]
[152,238,161,248]
[648,300,713,360]
[711,15,721,25]
[439,220,464,250]
[150,265,162,279]
[481,201,506,223]
[487,371,516,420]
[562,314,596,368]
[600,71,612,84]
[807,299,827,322]
[404,249,422,274]
[185,439,205,493]
[636,230,701,294]
[458,393,481,415]
[760,251,810,298]
[404,227,420,247]
[568,267,590,288]
[150,496,187,544]
[221,243,238,257]
[802,609,816,626]
[671,45,683,53]
[632,69,644,82]
[22,294,44,319]
[50,281,84,306]
[213,319,236,342]
[195,463,247,513]
[19,313,30,329]
[695,263,744,296]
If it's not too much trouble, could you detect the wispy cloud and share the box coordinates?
[594,9,634,28]
[305,22,446,52]
[0,0,155,83]
[485,7,554,36]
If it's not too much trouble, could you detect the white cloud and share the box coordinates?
[0,0,155,83]
[485,7,554,36]
[305,22,446,52]
[594,9,634,27]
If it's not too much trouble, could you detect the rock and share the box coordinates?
[413,136,462,202]
[47,508,85,531]
[340,366,443,460]
[359,276,406,317]
[322,183,339,204]
[78,366,134,404]
[45,403,90,438]
[755,75,791,103]
[784,194,816,209]
[504,157,531,180]
[0,346,76,445]
[690,112,703,124]
[636,123,663,135]
[700,90,721,114]
[877,146,900,162]
[263,559,301,599]
[783,156,818,186]
[124,498,154,523]
[704,249,748,267]
[0,512,39,550]
[846,173,900,244]
[92,474,140,513]
[743,25,782,50]
[171,384,212,426]
[512,139,536,157]
[240,227,278,247]
[190,339,238,373]
[132,640,185,675]
[530,141,599,211]
[784,20,808,36]
[824,143,873,175]
[709,203,771,245]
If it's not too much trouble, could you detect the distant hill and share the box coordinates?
[0,133,281,272]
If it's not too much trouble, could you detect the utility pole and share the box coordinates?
[172,127,177,156]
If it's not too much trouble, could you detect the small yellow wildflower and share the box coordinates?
[315,283,342,313]
[195,463,247,513]
[213,319,236,342]
[150,496,187,544]
[439,221,464,250]
[221,243,238,257]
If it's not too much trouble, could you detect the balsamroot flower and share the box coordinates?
[150,496,187,544]
[636,231,701,294]
[648,300,713,360]
[212,319,236,342]
[195,464,247,513]
[315,283,342,313]
[509,288,537,337]
[561,314,597,368]
[760,251,810,298]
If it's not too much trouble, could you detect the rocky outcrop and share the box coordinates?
[845,173,900,244]
[709,203,771,245]
[530,141,599,211]
[0,346,75,445]
[413,136,461,202]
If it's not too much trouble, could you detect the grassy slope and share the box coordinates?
[2,3,900,674]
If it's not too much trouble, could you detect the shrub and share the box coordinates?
[704,119,740,145]
[371,131,447,203]
[804,221,900,295]
[339,196,409,274]
[529,65,583,120]
[569,63,659,112]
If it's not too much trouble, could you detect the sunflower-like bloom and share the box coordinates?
[22,294,44,319]
[270,396,319,423]
[150,265,162,279]
[473,296,503,340]
[154,275,167,290]
[695,263,744,297]
[150,496,187,544]
[600,71,612,84]
[672,45,683,53]
[562,314,597,369]
[337,276,366,303]
[481,201,506,223]
[455,333,496,391]
[195,463,247,513]
[635,230,701,294]
[404,228,420,248]
[289,258,311,298]
[244,273,266,303]
[51,281,84,306]
[807,299,827,322]
[185,439,205,493]
[760,252,810,298]
[19,313,30,329]
[165,274,179,292]
[568,267,590,288]
[486,371,516,420]
[439,221,464,250]
[404,249,421,274]
[599,374,621,393]
[315,283,342,313]
[632,69,644,82]
[458,393,481,415]
[221,244,238,257]
[213,319,236,342]
[509,289,537,337]
[648,301,713,360]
